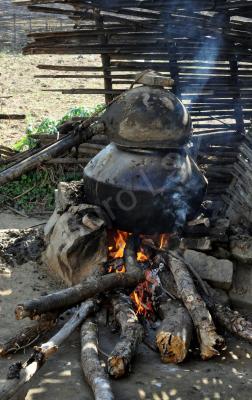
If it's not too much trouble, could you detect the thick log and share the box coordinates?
[167,252,225,360]
[15,270,145,320]
[107,294,143,378]
[0,300,96,400]
[156,298,193,364]
[81,318,114,400]
[0,314,57,356]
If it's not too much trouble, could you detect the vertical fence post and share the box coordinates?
[13,13,17,51]
[94,9,113,104]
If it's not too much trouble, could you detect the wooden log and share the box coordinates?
[0,114,26,120]
[81,318,114,400]
[213,305,252,343]
[167,252,225,360]
[156,298,193,364]
[47,157,90,165]
[0,300,96,400]
[15,270,145,320]
[107,294,143,378]
[0,314,57,357]
[200,284,252,343]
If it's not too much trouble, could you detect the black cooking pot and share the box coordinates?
[83,143,207,234]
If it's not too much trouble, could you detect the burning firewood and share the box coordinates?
[0,313,57,357]
[0,300,96,400]
[156,298,193,364]
[167,252,225,360]
[81,318,114,400]
[107,294,143,379]
[15,271,144,320]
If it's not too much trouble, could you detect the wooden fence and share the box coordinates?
[7,0,252,215]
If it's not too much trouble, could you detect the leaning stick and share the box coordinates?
[168,252,225,360]
[156,298,193,364]
[0,108,104,186]
[15,270,145,320]
[107,294,143,379]
[81,318,114,400]
[0,300,96,400]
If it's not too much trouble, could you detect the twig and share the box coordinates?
[5,205,28,218]
[12,184,37,200]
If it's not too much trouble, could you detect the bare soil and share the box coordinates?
[0,211,252,400]
[0,53,104,147]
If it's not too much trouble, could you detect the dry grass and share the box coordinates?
[0,52,104,147]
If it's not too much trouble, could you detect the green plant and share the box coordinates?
[0,167,83,212]
[1,104,105,212]
[13,105,105,152]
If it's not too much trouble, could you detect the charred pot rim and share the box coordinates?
[101,86,192,149]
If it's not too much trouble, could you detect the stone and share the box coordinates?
[180,237,212,251]
[44,208,60,243]
[135,70,174,87]
[57,181,85,212]
[43,204,107,286]
[184,250,233,290]
[229,262,252,310]
[230,236,252,263]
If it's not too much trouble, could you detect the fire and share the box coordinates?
[130,280,155,318]
[108,230,129,259]
[137,250,148,262]
[108,230,148,262]
[159,234,166,249]
[107,230,169,318]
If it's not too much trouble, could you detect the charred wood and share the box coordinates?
[167,252,225,360]
[156,298,193,364]
[15,270,145,320]
[107,294,143,378]
[213,305,252,343]
[0,314,57,357]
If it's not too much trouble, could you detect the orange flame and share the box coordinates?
[107,230,168,319]
[137,250,148,262]
[108,230,129,259]
[159,233,170,249]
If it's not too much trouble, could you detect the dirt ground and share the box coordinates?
[0,211,252,400]
[0,53,104,147]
